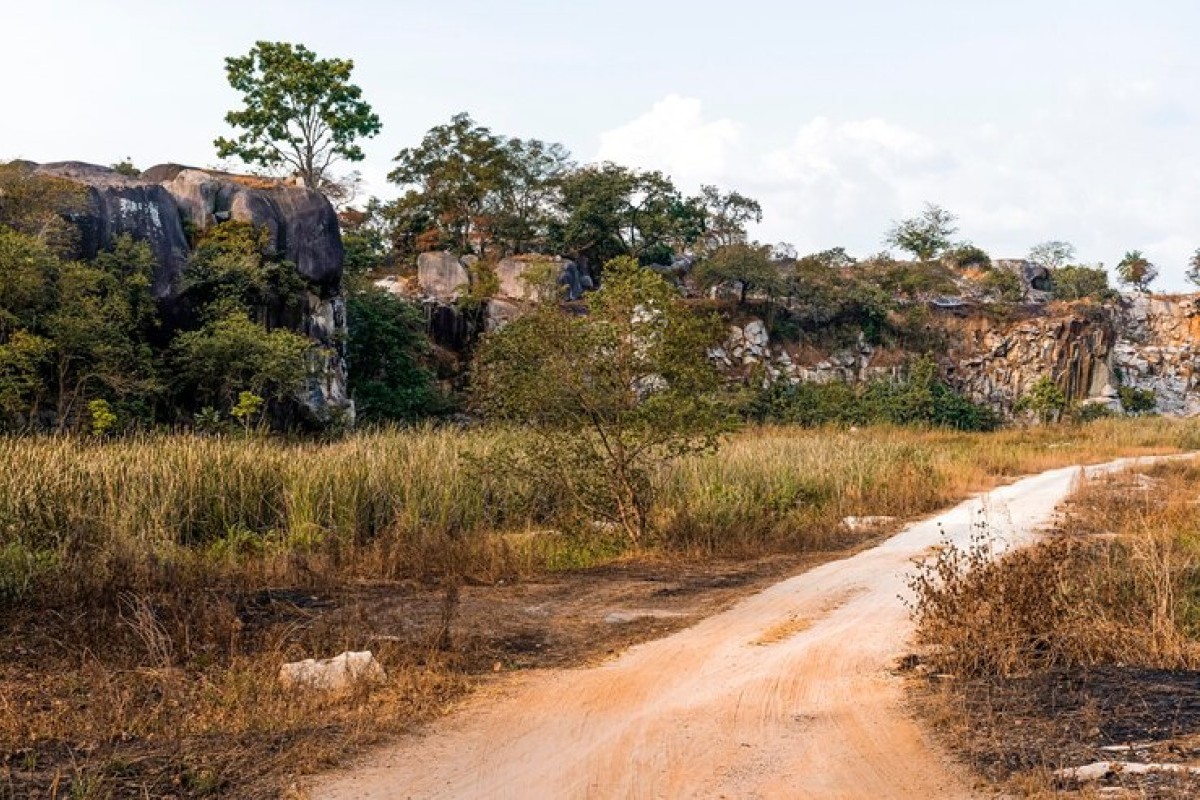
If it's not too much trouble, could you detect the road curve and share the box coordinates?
[311,457,1174,800]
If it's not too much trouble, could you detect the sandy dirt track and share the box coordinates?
[311,458,1168,800]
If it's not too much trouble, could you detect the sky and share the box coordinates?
[4,0,1200,289]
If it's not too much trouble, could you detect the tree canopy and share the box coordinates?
[885,203,958,262]
[1115,250,1157,292]
[215,41,382,191]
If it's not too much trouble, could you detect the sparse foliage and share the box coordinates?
[1115,250,1157,292]
[214,41,382,190]
[473,257,727,542]
[1027,240,1076,271]
[885,203,958,261]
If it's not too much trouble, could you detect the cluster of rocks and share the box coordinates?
[26,161,350,423]
[376,251,594,334]
[713,320,901,389]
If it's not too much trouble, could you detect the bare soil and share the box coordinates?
[1,549,861,799]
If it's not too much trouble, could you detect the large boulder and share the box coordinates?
[146,164,344,287]
[417,251,469,300]
[27,161,351,425]
[495,255,589,301]
[31,162,190,298]
[995,259,1052,301]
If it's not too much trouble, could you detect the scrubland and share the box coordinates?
[912,449,1200,797]
[2,418,1197,797]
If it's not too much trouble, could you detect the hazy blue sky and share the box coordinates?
[4,0,1199,287]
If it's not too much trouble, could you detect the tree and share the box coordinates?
[1115,250,1157,293]
[387,113,512,256]
[698,185,762,253]
[885,203,958,261]
[486,137,573,255]
[1050,264,1115,302]
[1186,249,1200,290]
[170,313,310,412]
[692,243,781,303]
[943,242,990,269]
[1015,375,1068,424]
[214,41,382,191]
[45,238,161,429]
[347,288,443,422]
[1118,386,1157,416]
[549,163,701,272]
[1027,240,1076,271]
[473,257,726,542]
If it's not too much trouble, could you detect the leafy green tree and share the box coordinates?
[1115,250,1157,292]
[230,390,265,431]
[549,163,701,272]
[1015,375,1068,424]
[387,113,512,256]
[473,257,726,542]
[1027,240,1076,271]
[339,198,393,275]
[181,221,307,326]
[214,41,382,191]
[0,227,59,338]
[347,288,443,422]
[698,185,762,253]
[0,331,52,425]
[692,243,781,303]
[46,236,160,428]
[87,398,117,436]
[1118,386,1157,416]
[1050,264,1115,301]
[943,242,991,269]
[486,137,573,255]
[170,313,310,412]
[885,203,958,261]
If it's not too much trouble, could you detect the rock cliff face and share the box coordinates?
[1114,295,1200,415]
[721,296,1200,417]
[30,161,351,424]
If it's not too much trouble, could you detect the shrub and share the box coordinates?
[746,357,998,431]
[1118,386,1157,416]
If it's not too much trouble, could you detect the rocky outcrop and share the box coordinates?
[31,162,191,297]
[942,312,1116,413]
[496,255,590,301]
[1114,295,1200,415]
[416,251,470,301]
[146,165,344,286]
[721,296,1200,418]
[28,161,350,424]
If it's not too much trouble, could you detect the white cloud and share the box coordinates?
[596,95,740,186]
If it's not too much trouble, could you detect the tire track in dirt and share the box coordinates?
[311,457,1180,800]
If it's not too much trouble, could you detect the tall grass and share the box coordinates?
[1,417,1195,606]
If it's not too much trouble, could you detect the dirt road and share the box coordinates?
[311,458,1164,800]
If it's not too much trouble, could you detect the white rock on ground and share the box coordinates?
[279,650,386,692]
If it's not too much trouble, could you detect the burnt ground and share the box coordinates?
[1,547,873,799]
[912,667,1200,798]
